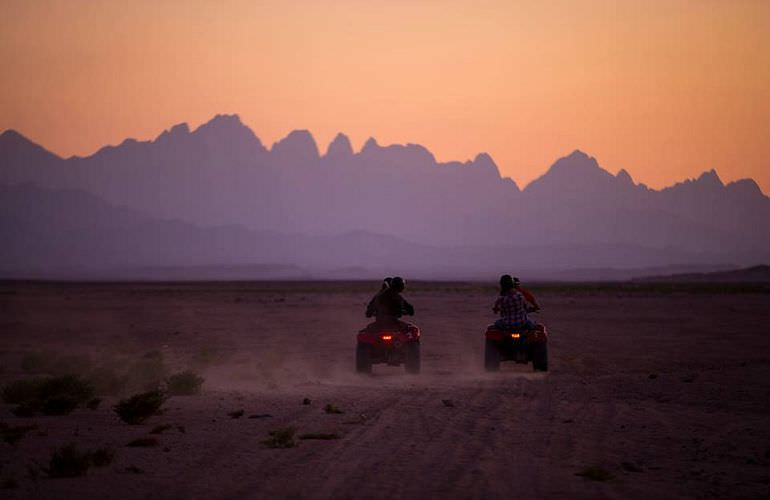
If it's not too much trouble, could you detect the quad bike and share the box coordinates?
[484,314,548,372]
[356,321,421,374]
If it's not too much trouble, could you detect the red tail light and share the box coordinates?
[381,335,393,341]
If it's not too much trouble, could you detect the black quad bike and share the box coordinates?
[484,320,548,372]
[356,322,421,374]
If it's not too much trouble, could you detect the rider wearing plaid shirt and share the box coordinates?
[493,275,536,330]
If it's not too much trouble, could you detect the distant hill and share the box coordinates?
[0,183,734,280]
[2,114,769,276]
[636,265,770,283]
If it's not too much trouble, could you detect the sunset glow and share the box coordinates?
[1,0,768,190]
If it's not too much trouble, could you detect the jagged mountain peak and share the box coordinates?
[472,153,501,178]
[361,137,379,153]
[271,130,320,162]
[1,129,26,142]
[325,133,353,160]
[155,122,191,143]
[192,113,265,151]
[194,114,248,135]
[695,168,723,187]
[524,149,613,194]
[0,129,61,161]
[616,168,634,185]
[726,178,763,197]
[551,149,601,172]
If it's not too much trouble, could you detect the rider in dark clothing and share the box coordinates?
[366,277,392,318]
[371,276,414,329]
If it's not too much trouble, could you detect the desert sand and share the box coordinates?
[0,281,769,499]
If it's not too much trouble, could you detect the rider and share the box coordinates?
[493,274,536,330]
[374,276,414,329]
[513,277,540,312]
[365,277,392,318]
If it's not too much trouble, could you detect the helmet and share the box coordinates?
[391,276,406,292]
[499,274,514,289]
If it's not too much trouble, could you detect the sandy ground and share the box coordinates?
[0,281,769,499]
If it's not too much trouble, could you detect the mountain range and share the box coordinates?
[1,114,768,279]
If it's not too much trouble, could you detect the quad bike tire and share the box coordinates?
[484,339,500,372]
[532,342,548,372]
[404,343,421,374]
[356,343,372,373]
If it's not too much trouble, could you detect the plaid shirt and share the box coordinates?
[494,290,529,328]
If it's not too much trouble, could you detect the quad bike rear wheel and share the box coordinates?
[356,343,372,373]
[484,339,500,372]
[404,343,421,374]
[532,342,548,372]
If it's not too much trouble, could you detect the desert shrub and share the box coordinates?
[126,437,158,447]
[41,397,79,416]
[90,447,116,467]
[2,375,95,416]
[261,427,296,449]
[11,402,38,417]
[299,433,340,440]
[45,444,91,478]
[1,478,18,489]
[36,375,95,403]
[324,404,343,414]
[1,423,38,445]
[1,379,38,404]
[575,466,614,482]
[166,371,204,396]
[228,409,244,419]
[114,390,167,424]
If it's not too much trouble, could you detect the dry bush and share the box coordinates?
[299,433,340,440]
[90,447,116,467]
[114,390,167,424]
[575,466,614,482]
[2,375,95,417]
[1,423,38,445]
[261,427,297,449]
[324,404,343,414]
[126,437,159,447]
[228,409,245,419]
[45,444,91,478]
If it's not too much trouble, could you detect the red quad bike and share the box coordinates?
[484,320,548,372]
[356,322,421,374]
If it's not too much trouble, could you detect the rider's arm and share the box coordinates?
[521,288,540,310]
[402,299,415,316]
[365,295,377,317]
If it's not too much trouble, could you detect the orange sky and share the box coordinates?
[1,0,769,191]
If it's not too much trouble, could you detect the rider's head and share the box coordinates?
[513,277,521,289]
[499,274,514,294]
[391,276,405,293]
